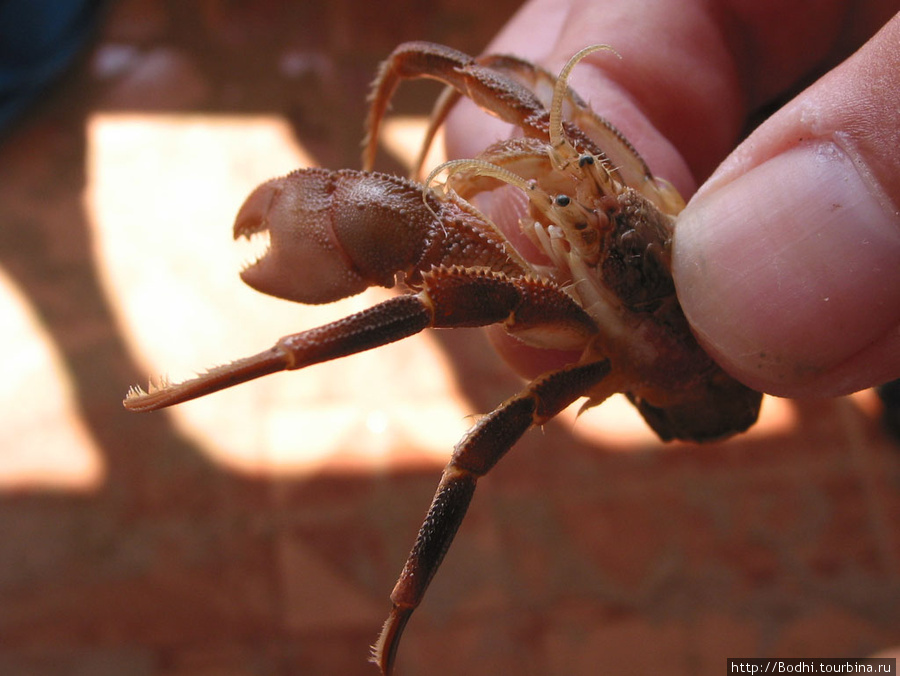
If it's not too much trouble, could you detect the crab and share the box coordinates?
[124,41,762,674]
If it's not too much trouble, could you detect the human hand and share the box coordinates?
[445,0,900,398]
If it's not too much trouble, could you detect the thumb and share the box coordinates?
[673,14,900,398]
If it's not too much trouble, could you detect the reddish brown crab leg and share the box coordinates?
[123,294,433,412]
[364,41,681,212]
[372,358,612,675]
[410,51,645,181]
[364,41,548,171]
[124,268,598,412]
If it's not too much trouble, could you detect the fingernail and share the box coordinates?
[673,141,900,395]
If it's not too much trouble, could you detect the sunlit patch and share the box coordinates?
[849,387,885,417]
[365,409,389,436]
[86,113,471,477]
[561,393,795,449]
[561,394,659,447]
[0,268,103,491]
[749,395,796,436]
[379,115,446,173]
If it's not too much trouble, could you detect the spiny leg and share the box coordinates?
[124,267,597,412]
[408,53,584,180]
[124,294,433,412]
[367,42,683,215]
[371,358,612,675]
[477,53,659,189]
[480,49,685,214]
[408,54,566,180]
[408,51,629,182]
[364,41,548,171]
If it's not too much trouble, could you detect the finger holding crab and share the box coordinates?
[446,0,900,397]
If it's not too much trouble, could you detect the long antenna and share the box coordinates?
[549,44,621,151]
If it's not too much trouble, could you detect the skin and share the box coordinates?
[445,0,900,399]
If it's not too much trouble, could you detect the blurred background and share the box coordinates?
[1,1,898,675]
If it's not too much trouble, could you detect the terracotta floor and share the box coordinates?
[1,2,898,675]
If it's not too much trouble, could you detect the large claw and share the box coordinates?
[235,168,440,305]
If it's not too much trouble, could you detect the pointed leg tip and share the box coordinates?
[370,607,413,675]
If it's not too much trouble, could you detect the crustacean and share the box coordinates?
[125,42,762,674]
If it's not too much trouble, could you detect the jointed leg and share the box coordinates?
[124,267,596,412]
[371,358,612,675]
[363,42,548,171]
[364,42,684,215]
[123,293,434,411]
[124,261,607,676]
[467,51,685,213]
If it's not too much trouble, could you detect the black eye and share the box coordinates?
[578,154,595,167]
[555,194,571,207]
